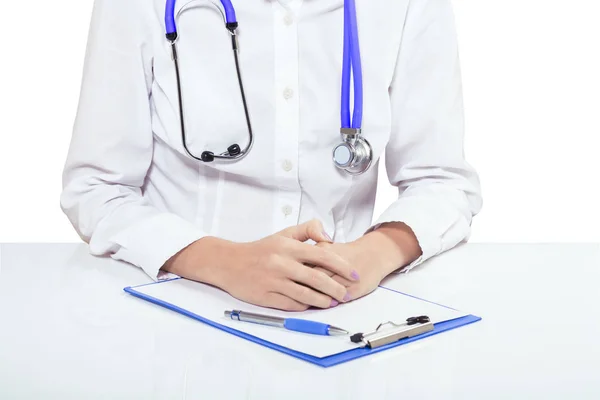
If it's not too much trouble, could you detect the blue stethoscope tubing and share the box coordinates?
[341,0,363,131]
[164,0,366,169]
[166,0,238,34]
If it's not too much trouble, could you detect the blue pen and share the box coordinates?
[225,310,349,336]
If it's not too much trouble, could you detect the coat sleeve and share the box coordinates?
[60,0,205,280]
[370,0,483,271]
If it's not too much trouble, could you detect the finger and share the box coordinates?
[330,274,353,287]
[292,244,359,282]
[279,280,339,309]
[261,292,309,312]
[312,266,353,287]
[315,241,332,249]
[284,262,349,303]
[312,266,335,277]
[278,219,332,243]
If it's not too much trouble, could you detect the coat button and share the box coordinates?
[282,205,293,216]
[283,87,294,100]
[282,159,293,172]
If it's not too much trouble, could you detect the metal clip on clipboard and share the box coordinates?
[350,316,434,349]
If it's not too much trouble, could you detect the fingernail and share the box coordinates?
[330,300,339,307]
[322,231,333,241]
[351,270,360,280]
[343,293,352,302]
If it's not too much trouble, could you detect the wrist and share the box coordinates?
[351,223,421,277]
[162,237,240,287]
[349,233,402,277]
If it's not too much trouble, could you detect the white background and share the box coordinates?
[0,0,598,243]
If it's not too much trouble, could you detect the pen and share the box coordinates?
[224,310,349,336]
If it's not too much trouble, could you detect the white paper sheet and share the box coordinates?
[135,279,467,358]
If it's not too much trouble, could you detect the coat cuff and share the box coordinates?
[108,213,206,281]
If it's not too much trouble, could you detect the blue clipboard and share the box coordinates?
[124,280,481,368]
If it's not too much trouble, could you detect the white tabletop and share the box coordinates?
[1,243,599,399]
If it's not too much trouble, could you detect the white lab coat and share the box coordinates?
[61,0,482,280]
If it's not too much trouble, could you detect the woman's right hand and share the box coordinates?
[163,220,359,311]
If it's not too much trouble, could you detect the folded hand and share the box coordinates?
[312,241,387,302]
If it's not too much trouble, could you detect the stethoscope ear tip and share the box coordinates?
[227,144,242,156]
[201,151,215,162]
[198,145,242,162]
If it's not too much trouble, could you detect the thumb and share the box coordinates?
[278,219,333,243]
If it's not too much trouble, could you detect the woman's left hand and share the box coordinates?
[313,223,423,302]
[312,241,388,301]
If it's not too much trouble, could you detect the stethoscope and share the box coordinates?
[165,0,373,175]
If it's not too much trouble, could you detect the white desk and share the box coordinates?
[1,243,599,399]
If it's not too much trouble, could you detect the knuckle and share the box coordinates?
[278,298,294,311]
[308,270,324,288]
[309,217,320,227]
[280,238,295,252]
[317,296,332,309]
[295,285,328,308]
[262,277,280,291]
[333,282,347,299]
[312,246,326,261]
[316,248,335,269]
[294,285,310,300]
[271,235,286,246]
[271,236,290,251]
[319,275,344,300]
[286,301,308,312]
[265,253,282,267]
[313,266,331,276]
[315,241,331,250]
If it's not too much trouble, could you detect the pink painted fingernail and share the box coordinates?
[351,270,360,280]
[343,293,352,302]
[330,300,339,307]
[322,231,333,241]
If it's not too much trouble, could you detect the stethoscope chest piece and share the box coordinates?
[333,128,373,175]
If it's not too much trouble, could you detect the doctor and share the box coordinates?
[61,0,482,311]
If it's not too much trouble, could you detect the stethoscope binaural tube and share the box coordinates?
[165,0,253,163]
[164,0,372,173]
